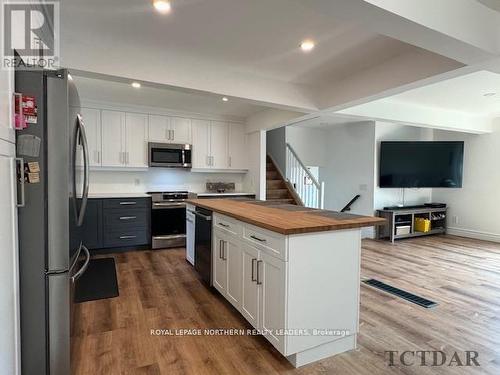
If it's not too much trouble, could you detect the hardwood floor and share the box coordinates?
[71,235,500,374]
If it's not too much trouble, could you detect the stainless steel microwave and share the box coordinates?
[148,143,192,168]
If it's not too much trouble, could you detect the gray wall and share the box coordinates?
[266,127,286,173]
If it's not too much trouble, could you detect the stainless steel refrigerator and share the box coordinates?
[15,68,90,375]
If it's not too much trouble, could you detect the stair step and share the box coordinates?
[266,171,279,179]
[266,179,286,189]
[266,189,290,199]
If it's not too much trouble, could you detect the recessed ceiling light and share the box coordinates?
[68,73,73,81]
[131,82,141,88]
[153,0,171,14]
[300,40,315,52]
[483,92,496,97]
[222,97,229,102]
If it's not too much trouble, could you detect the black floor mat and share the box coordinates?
[363,278,437,308]
[74,258,119,303]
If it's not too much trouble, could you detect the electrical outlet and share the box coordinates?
[452,216,459,225]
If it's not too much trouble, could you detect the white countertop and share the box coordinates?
[87,193,151,199]
[82,192,255,199]
[195,192,256,197]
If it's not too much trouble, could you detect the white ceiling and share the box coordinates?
[388,70,500,116]
[60,0,414,88]
[57,0,500,123]
[290,115,366,129]
[477,0,500,12]
[72,75,266,120]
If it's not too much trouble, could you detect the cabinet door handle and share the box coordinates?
[172,129,175,140]
[251,258,257,282]
[126,151,129,164]
[219,222,230,228]
[119,216,136,220]
[97,151,100,164]
[250,235,266,243]
[120,235,137,239]
[119,201,137,205]
[256,260,263,285]
[222,240,227,260]
[228,156,232,167]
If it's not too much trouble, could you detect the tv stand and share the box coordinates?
[377,206,447,243]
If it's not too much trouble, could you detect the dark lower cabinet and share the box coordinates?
[81,199,103,249]
[79,197,151,251]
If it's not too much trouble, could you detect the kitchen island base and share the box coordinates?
[208,210,363,367]
[287,334,357,368]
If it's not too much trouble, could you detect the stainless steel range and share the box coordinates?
[148,191,195,249]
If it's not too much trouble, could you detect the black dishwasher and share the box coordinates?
[193,207,213,286]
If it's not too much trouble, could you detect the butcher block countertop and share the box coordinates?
[187,199,385,235]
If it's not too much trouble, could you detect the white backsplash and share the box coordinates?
[83,169,246,194]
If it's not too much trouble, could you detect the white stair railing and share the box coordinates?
[286,143,325,209]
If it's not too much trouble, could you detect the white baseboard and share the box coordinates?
[447,227,500,243]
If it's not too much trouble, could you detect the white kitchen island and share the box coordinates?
[187,199,385,368]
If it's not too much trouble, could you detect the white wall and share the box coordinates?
[374,122,434,210]
[84,169,245,194]
[320,122,376,238]
[245,108,305,133]
[433,126,500,242]
[266,127,286,173]
[243,130,266,200]
[286,126,328,168]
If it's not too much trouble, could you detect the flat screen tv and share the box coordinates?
[379,141,464,188]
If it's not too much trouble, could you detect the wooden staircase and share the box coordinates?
[266,155,302,205]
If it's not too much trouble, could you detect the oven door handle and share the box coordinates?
[152,202,186,209]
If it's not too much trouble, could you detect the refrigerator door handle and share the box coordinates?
[68,242,83,275]
[70,244,90,283]
[15,157,25,207]
[72,114,90,227]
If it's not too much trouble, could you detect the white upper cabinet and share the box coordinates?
[73,104,244,171]
[101,110,125,167]
[228,123,246,170]
[0,69,15,143]
[170,117,191,144]
[149,115,191,144]
[148,114,170,143]
[80,108,101,167]
[125,113,148,168]
[210,121,228,169]
[192,120,241,171]
[191,119,211,168]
